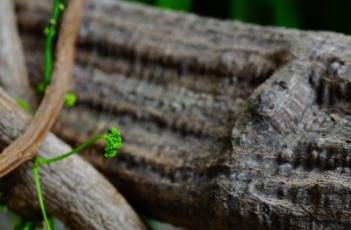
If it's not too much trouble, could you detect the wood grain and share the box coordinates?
[0,87,147,230]
[0,1,147,229]
[0,0,85,177]
[16,0,351,229]
[0,0,35,106]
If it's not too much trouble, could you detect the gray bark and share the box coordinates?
[0,0,35,106]
[15,0,351,229]
[0,1,146,229]
[0,87,147,230]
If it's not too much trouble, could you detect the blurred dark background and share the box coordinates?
[124,0,351,34]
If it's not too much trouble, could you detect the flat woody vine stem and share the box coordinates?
[0,0,85,177]
[0,2,146,227]
[16,0,351,229]
[0,87,147,230]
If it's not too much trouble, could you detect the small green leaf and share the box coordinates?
[36,82,46,95]
[14,219,37,230]
[16,99,33,115]
[64,93,77,108]
[104,128,122,158]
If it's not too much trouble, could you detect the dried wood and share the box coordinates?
[0,0,35,105]
[17,0,351,229]
[0,87,147,230]
[0,1,147,229]
[0,0,85,177]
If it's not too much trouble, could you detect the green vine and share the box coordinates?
[37,0,66,94]
[14,220,37,230]
[36,0,77,109]
[32,128,122,230]
[4,0,122,228]
[1,0,123,228]
[25,0,122,230]
[15,99,33,115]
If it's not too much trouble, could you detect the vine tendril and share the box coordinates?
[33,128,122,230]
[37,0,66,94]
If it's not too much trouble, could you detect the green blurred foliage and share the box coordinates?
[122,0,351,34]
[156,0,192,11]
[230,0,299,27]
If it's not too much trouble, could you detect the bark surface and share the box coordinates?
[16,0,351,229]
[0,0,35,105]
[0,1,146,229]
[0,89,147,230]
[0,0,85,178]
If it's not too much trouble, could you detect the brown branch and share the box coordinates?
[16,0,351,229]
[0,1,147,228]
[0,0,85,177]
[0,87,147,230]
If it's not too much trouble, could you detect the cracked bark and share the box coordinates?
[16,0,351,229]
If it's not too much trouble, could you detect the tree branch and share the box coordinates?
[0,0,35,106]
[0,1,147,229]
[0,0,84,177]
[0,87,147,229]
[17,0,351,229]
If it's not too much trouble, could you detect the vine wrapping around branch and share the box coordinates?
[0,0,86,177]
[32,128,122,230]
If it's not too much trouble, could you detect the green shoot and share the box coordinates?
[64,92,77,108]
[36,128,122,166]
[32,162,50,230]
[32,128,122,229]
[14,219,37,230]
[104,128,122,158]
[37,0,66,94]
[47,218,56,230]
[16,99,33,115]
[36,133,105,165]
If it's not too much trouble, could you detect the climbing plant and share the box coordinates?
[32,128,122,230]
[11,1,123,230]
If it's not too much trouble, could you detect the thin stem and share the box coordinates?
[31,133,105,230]
[43,32,53,86]
[0,0,85,177]
[37,134,105,166]
[14,219,37,230]
[32,163,51,230]
[30,127,120,229]
[42,0,66,91]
